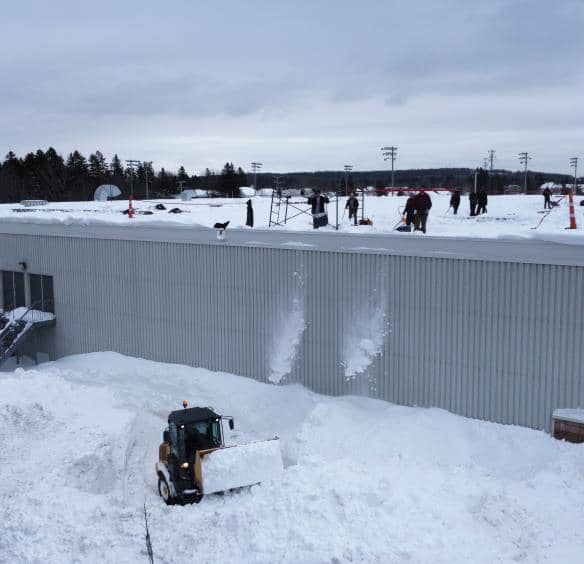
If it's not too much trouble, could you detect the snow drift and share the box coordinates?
[1,352,584,563]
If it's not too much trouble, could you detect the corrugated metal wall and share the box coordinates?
[1,231,582,431]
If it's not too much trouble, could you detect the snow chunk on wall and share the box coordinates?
[269,271,306,384]
[269,296,306,384]
[342,296,389,379]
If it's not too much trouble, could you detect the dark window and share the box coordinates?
[30,274,42,309]
[1,271,25,310]
[2,271,12,310]
[42,276,54,314]
[29,274,55,313]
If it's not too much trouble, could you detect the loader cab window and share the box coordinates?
[2,271,25,311]
[196,420,222,446]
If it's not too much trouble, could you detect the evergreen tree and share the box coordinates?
[236,166,248,187]
[177,166,189,181]
[110,154,124,176]
[219,162,238,196]
[88,151,107,178]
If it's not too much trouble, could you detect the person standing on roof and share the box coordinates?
[245,199,254,227]
[404,193,416,230]
[477,190,488,214]
[543,187,552,210]
[345,193,359,226]
[308,190,330,229]
[469,191,478,216]
[450,190,461,215]
[413,190,432,234]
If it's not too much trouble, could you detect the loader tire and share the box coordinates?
[158,476,175,506]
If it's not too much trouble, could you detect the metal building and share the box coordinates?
[1,222,582,431]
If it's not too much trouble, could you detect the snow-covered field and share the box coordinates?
[1,193,584,242]
[1,353,584,563]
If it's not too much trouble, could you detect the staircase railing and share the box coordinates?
[0,302,56,366]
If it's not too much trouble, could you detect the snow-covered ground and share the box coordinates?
[1,193,584,242]
[1,353,583,563]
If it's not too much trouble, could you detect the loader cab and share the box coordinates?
[157,405,236,504]
[167,407,226,456]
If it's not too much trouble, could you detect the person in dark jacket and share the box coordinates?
[404,194,416,230]
[477,190,488,214]
[543,187,552,209]
[413,191,432,233]
[345,193,359,225]
[245,199,254,227]
[450,190,461,215]
[308,190,330,229]
[469,192,478,216]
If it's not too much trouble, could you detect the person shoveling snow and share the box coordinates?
[155,401,283,504]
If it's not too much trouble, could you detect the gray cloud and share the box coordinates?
[1,0,583,172]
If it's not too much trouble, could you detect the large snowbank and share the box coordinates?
[1,352,584,563]
[1,194,584,243]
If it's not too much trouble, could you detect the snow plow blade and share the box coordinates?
[196,437,283,495]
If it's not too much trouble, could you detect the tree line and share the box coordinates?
[0,148,575,203]
[0,148,249,203]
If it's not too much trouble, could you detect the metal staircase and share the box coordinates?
[0,305,56,367]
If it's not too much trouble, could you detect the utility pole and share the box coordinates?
[570,157,579,194]
[251,162,262,192]
[381,147,397,195]
[125,159,141,199]
[488,150,495,174]
[518,152,531,194]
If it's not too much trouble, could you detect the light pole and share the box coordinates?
[518,152,531,194]
[381,147,397,195]
[570,157,579,194]
[125,159,141,199]
[251,162,262,192]
[343,165,353,195]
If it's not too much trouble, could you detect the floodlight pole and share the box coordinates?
[381,146,397,195]
[518,152,530,194]
[570,157,578,194]
[343,165,353,196]
[341,165,353,230]
[125,159,141,199]
[251,162,263,192]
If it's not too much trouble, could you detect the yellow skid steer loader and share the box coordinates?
[156,401,283,505]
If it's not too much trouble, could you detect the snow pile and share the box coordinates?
[200,439,283,494]
[1,352,584,563]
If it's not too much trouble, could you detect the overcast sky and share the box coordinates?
[1,0,582,174]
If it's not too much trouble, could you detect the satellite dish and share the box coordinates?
[94,184,121,202]
[180,189,195,201]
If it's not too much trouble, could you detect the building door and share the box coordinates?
[2,271,26,310]
[29,274,55,313]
